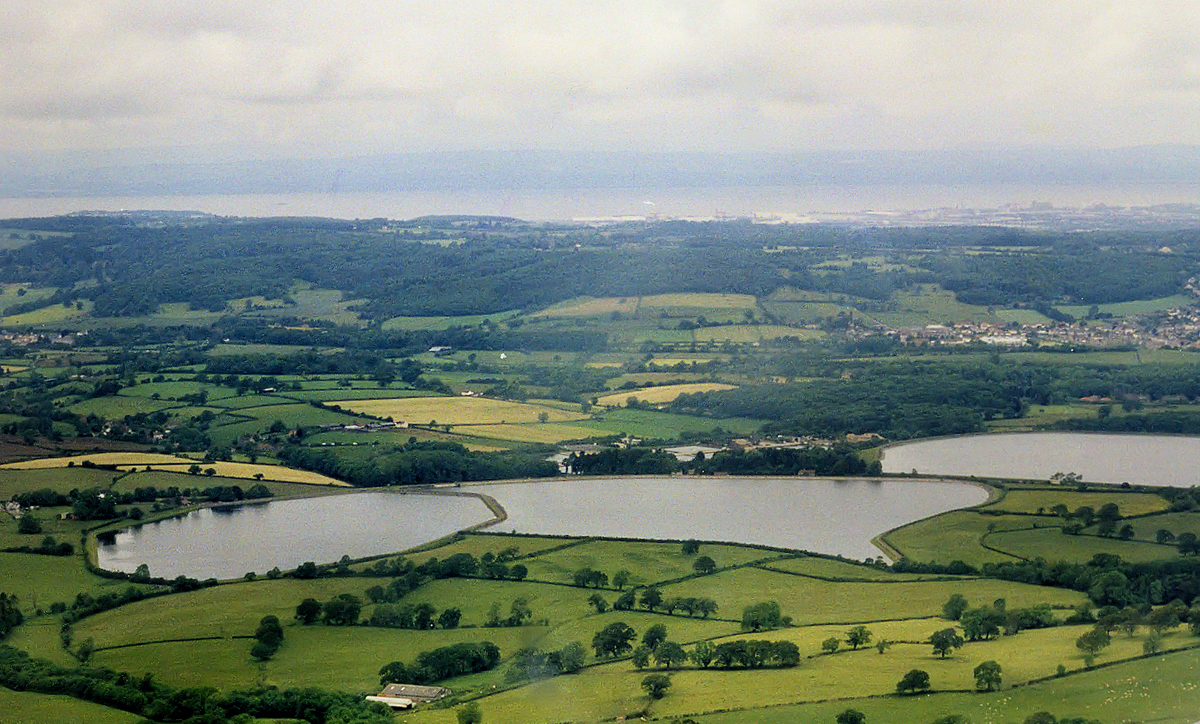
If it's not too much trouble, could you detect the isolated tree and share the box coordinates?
[587,593,609,614]
[973,660,1002,691]
[846,625,872,650]
[942,594,969,620]
[1075,626,1111,662]
[836,709,867,724]
[896,668,931,694]
[693,555,717,575]
[592,621,637,657]
[612,569,631,590]
[822,637,840,655]
[641,673,671,699]
[875,638,893,654]
[930,628,964,658]
[456,701,482,724]
[681,539,701,555]
[17,515,41,534]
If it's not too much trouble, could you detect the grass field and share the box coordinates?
[881,511,1030,567]
[595,383,737,408]
[383,311,515,331]
[1057,294,1196,318]
[692,325,822,342]
[984,527,1179,564]
[869,285,998,328]
[332,396,589,426]
[983,488,1170,516]
[0,687,147,724]
[2,300,92,326]
[532,296,641,318]
[460,423,604,444]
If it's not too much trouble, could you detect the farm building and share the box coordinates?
[366,683,450,709]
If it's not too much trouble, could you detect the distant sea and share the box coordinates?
[3,182,1200,221]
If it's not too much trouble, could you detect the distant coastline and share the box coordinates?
[3,182,1200,225]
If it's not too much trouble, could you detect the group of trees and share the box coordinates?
[294,595,362,626]
[378,641,501,685]
[741,601,789,631]
[597,586,719,619]
[367,602,462,631]
[505,643,587,683]
[0,594,22,639]
[250,615,284,661]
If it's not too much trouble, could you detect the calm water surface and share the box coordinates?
[479,477,989,559]
[95,491,491,581]
[95,477,988,580]
[882,432,1200,486]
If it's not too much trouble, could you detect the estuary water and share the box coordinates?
[881,432,1200,487]
[95,476,988,580]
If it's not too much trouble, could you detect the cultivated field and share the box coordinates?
[595,383,736,408]
[331,396,590,426]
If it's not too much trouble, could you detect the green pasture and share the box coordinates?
[119,380,237,400]
[581,407,763,439]
[985,403,1098,430]
[1128,510,1200,541]
[983,488,1170,516]
[71,578,377,648]
[392,577,601,628]
[1057,294,1196,318]
[6,615,81,664]
[106,469,342,498]
[531,608,738,656]
[0,552,152,616]
[406,621,1173,724]
[397,532,577,562]
[605,372,709,388]
[693,324,822,343]
[0,687,147,724]
[514,538,782,589]
[883,511,1031,567]
[0,466,122,496]
[870,285,998,328]
[658,567,1085,626]
[762,300,859,324]
[1008,348,1200,366]
[0,284,56,309]
[2,301,91,327]
[67,396,176,418]
[984,527,1180,564]
[94,624,533,693]
[458,422,598,444]
[595,382,736,408]
[290,387,428,402]
[208,343,342,357]
[383,311,514,331]
[762,556,954,582]
[995,307,1054,324]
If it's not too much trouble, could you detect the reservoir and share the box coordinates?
[881,431,1200,486]
[95,476,988,580]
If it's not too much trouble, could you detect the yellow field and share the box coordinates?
[532,297,640,317]
[1,454,347,486]
[596,382,736,407]
[151,462,348,486]
[693,324,822,342]
[2,453,193,469]
[640,293,757,309]
[331,396,590,426]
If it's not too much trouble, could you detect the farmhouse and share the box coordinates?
[366,683,450,709]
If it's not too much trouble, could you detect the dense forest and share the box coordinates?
[3,216,1199,321]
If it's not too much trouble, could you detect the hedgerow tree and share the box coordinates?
[896,668,931,694]
[973,660,1002,691]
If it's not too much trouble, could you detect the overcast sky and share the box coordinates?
[5,1,1200,160]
